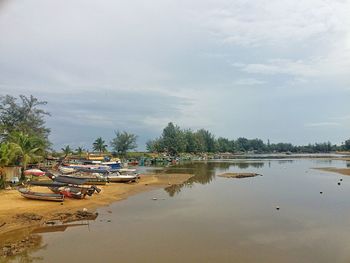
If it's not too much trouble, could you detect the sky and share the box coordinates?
[0,0,349,150]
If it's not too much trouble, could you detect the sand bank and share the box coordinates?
[218,172,261,178]
[0,173,193,249]
[315,167,350,176]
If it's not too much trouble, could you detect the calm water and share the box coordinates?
[8,159,350,263]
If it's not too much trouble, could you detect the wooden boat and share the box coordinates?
[105,172,138,183]
[18,188,64,202]
[54,174,107,185]
[49,186,97,199]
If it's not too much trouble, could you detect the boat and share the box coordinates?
[105,172,138,183]
[53,174,107,185]
[49,185,97,199]
[24,169,46,177]
[18,188,64,202]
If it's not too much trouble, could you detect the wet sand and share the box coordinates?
[315,167,350,176]
[0,173,193,243]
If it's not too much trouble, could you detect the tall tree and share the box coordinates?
[9,132,45,180]
[146,137,163,153]
[61,145,73,158]
[162,122,186,155]
[75,147,85,158]
[0,95,50,147]
[0,142,17,167]
[110,131,138,156]
[93,137,108,153]
[196,129,216,152]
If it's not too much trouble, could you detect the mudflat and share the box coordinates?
[0,173,193,242]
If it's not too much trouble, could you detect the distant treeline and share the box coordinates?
[146,122,350,155]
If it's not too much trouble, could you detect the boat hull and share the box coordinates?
[18,188,64,202]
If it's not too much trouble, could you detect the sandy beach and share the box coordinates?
[0,173,193,249]
[315,167,350,176]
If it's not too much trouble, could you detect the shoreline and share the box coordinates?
[0,173,193,251]
[314,167,350,176]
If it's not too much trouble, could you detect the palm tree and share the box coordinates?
[75,147,85,158]
[61,145,72,158]
[0,142,17,167]
[9,132,45,180]
[93,137,108,153]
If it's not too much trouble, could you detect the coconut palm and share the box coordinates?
[61,145,73,158]
[93,137,108,153]
[0,142,17,167]
[8,132,45,180]
[75,146,85,158]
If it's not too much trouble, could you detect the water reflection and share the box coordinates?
[163,161,264,196]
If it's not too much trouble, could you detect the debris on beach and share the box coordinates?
[14,213,43,222]
[50,210,98,223]
[218,172,262,179]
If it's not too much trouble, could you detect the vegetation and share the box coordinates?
[92,137,108,153]
[0,95,50,147]
[0,95,51,184]
[8,132,46,180]
[147,122,348,155]
[61,145,73,158]
[110,131,137,156]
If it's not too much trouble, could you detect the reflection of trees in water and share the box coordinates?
[163,161,264,196]
[277,160,294,165]
[229,162,264,169]
[163,162,217,196]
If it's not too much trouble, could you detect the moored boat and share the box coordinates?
[18,188,64,202]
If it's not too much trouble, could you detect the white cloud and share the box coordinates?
[305,122,341,127]
[233,78,266,86]
[195,0,350,47]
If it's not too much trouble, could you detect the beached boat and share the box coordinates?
[24,169,46,177]
[54,174,107,185]
[18,188,64,202]
[49,185,97,199]
[105,172,138,183]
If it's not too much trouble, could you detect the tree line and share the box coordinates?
[146,122,350,155]
[60,131,138,158]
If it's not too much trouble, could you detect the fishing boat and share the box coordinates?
[24,169,46,177]
[18,188,64,202]
[105,172,138,183]
[54,174,107,185]
[49,185,97,199]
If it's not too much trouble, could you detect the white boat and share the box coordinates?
[105,172,138,183]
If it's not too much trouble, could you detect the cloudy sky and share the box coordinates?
[0,0,349,150]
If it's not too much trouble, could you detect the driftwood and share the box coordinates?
[218,172,262,178]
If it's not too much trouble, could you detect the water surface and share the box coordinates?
[9,159,350,263]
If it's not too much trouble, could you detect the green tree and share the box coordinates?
[9,132,45,180]
[0,142,18,166]
[216,137,233,153]
[162,122,186,155]
[93,137,108,153]
[184,129,202,153]
[61,145,73,158]
[196,129,216,152]
[0,95,50,146]
[146,137,163,152]
[75,147,85,158]
[110,131,138,156]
